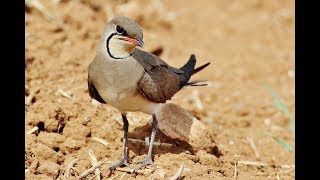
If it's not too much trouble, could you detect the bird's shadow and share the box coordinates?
[126,123,188,160]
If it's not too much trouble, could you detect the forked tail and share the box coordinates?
[180,54,210,88]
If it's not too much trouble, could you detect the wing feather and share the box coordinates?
[137,65,182,103]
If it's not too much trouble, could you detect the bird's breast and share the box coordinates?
[96,58,147,110]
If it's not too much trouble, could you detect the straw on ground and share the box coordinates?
[92,137,109,147]
[88,149,101,180]
[169,163,184,180]
[64,158,78,180]
[128,137,173,147]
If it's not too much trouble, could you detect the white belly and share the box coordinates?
[110,90,163,115]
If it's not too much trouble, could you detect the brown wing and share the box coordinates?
[133,49,184,74]
[137,65,183,103]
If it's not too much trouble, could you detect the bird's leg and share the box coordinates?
[133,114,158,172]
[109,113,130,171]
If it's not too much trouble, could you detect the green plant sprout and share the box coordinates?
[262,84,295,151]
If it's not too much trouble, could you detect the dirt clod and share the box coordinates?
[37,161,60,178]
[37,131,65,149]
[31,143,59,163]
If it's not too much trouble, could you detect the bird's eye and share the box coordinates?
[115,25,125,34]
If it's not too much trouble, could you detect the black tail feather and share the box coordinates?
[180,54,196,82]
[187,80,208,86]
[179,54,210,89]
[192,62,210,75]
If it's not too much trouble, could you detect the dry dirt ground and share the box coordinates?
[25,0,295,179]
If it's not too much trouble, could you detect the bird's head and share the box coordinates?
[98,16,144,60]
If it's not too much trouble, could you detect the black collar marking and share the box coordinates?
[106,33,134,60]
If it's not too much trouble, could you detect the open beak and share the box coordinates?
[120,37,144,48]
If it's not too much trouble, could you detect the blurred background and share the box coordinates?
[25,0,294,179]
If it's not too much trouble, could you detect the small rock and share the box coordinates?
[56,151,65,164]
[37,132,65,149]
[196,150,219,166]
[37,161,60,179]
[156,103,218,154]
[81,116,91,126]
[45,107,68,132]
[45,118,60,132]
[31,143,59,163]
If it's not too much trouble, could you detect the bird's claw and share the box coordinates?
[109,158,130,171]
[132,156,155,173]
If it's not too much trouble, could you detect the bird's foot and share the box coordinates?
[109,158,130,171]
[133,156,155,173]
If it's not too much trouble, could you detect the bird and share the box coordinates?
[87,16,210,172]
